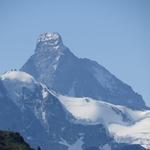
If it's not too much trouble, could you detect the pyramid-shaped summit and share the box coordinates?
[37,32,63,46]
[37,32,62,42]
[21,32,146,110]
[35,32,64,53]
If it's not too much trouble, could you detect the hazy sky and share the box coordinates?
[0,0,150,105]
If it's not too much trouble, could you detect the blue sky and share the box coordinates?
[0,0,150,105]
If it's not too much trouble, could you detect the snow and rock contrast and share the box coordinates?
[21,32,146,110]
[0,71,111,150]
[0,71,147,150]
[59,95,150,149]
[0,33,149,150]
[109,117,150,149]
[36,32,63,51]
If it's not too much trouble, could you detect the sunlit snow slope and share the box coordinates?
[59,95,150,149]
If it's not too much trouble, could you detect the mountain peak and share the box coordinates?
[36,32,63,50]
[22,32,146,110]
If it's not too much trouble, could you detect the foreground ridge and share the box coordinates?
[0,71,148,150]
[0,130,35,150]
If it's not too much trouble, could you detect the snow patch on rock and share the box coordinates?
[59,137,83,150]
[1,71,36,84]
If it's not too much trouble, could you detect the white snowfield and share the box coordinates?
[109,118,150,149]
[0,71,38,106]
[1,71,36,87]
[0,71,38,94]
[59,95,150,149]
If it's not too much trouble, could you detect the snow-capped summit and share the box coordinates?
[37,32,61,42]
[21,32,146,110]
[36,32,63,52]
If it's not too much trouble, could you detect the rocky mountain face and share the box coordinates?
[21,32,146,110]
[0,71,111,150]
[0,71,146,150]
[0,130,35,150]
[0,32,149,150]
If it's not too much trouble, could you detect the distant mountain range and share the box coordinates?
[0,32,149,150]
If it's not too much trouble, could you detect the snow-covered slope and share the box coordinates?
[1,71,36,90]
[58,95,150,149]
[0,71,38,106]
[0,71,114,149]
[0,71,146,150]
[59,95,129,125]
[109,117,150,149]
[1,71,36,83]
